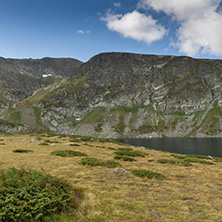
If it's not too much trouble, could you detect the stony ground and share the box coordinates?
[0,134,222,222]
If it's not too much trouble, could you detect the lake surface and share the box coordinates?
[113,138,222,157]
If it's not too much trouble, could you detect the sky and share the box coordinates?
[0,0,222,62]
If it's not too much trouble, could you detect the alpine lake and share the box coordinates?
[113,138,222,157]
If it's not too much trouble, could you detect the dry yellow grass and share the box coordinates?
[1,134,222,221]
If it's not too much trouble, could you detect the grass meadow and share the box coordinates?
[0,134,222,221]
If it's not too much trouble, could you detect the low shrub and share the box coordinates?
[70,144,80,146]
[132,169,165,179]
[157,158,192,166]
[157,159,177,164]
[80,158,120,168]
[184,157,215,165]
[50,150,87,157]
[114,155,136,162]
[115,148,147,157]
[108,147,116,150]
[69,139,81,143]
[80,158,101,166]
[44,139,58,144]
[214,157,222,162]
[171,154,212,160]
[39,143,49,146]
[0,168,82,221]
[0,143,6,145]
[95,146,106,148]
[13,149,34,153]
[171,154,186,159]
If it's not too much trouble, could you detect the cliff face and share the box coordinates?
[1,52,222,137]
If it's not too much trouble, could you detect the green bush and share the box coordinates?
[50,150,87,157]
[39,143,49,146]
[184,157,215,165]
[0,143,6,145]
[69,143,80,146]
[115,148,146,157]
[157,158,192,166]
[132,169,165,179]
[80,158,120,168]
[171,154,186,159]
[114,155,136,162]
[44,139,58,144]
[0,168,82,221]
[13,149,34,153]
[157,159,177,164]
[69,139,81,143]
[80,158,101,166]
[171,154,212,160]
[108,147,116,150]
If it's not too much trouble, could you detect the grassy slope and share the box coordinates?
[0,134,222,221]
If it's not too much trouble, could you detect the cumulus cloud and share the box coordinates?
[77,30,90,34]
[139,0,222,56]
[102,10,166,44]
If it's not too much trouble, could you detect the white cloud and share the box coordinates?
[77,30,90,34]
[113,2,121,8]
[102,10,166,44]
[139,0,222,56]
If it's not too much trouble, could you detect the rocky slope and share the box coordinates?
[1,52,222,137]
[0,57,82,109]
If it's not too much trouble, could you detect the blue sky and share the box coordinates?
[0,0,222,61]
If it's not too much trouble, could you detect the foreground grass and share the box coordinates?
[0,134,222,221]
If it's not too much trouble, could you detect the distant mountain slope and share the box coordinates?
[1,52,222,137]
[0,57,82,109]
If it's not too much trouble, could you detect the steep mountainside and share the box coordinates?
[1,52,222,137]
[0,57,82,109]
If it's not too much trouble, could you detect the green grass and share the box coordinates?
[69,139,81,143]
[171,154,214,164]
[131,169,165,179]
[50,150,87,157]
[157,159,192,166]
[39,142,49,146]
[183,157,215,165]
[13,149,34,153]
[80,158,120,168]
[114,148,147,157]
[0,168,82,222]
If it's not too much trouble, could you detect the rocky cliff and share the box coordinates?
[1,52,222,137]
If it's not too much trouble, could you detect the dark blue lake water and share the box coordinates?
[113,138,222,157]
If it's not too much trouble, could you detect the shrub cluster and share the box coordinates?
[0,168,82,221]
[69,143,80,146]
[157,159,192,166]
[114,155,136,162]
[171,154,215,165]
[80,158,120,168]
[13,149,34,153]
[132,169,165,179]
[114,148,147,157]
[50,150,87,157]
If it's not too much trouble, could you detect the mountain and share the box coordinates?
[1,52,222,137]
[0,57,82,109]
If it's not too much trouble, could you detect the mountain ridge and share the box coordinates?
[1,52,222,137]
